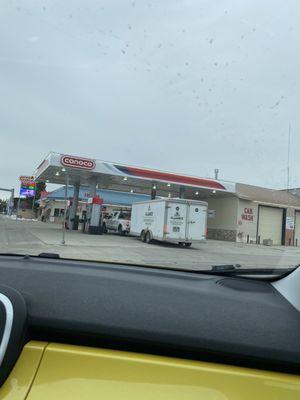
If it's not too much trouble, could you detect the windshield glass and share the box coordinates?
[119,212,131,219]
[1,1,299,276]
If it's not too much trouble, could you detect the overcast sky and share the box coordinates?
[1,0,300,198]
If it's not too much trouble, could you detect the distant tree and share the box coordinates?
[34,181,46,207]
[0,199,8,213]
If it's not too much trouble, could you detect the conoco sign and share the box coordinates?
[19,175,35,183]
[60,155,96,170]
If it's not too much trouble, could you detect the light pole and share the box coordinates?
[16,195,21,219]
[31,182,37,216]
[61,173,69,245]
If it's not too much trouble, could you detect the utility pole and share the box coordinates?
[287,123,291,191]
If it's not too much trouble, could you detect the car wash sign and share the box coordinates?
[60,155,96,170]
[241,207,254,221]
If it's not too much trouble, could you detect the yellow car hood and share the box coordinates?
[1,342,299,400]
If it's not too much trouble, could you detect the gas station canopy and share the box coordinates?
[34,152,236,199]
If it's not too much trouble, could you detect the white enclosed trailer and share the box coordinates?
[130,198,207,246]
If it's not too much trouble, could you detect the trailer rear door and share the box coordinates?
[166,202,188,241]
[187,203,207,241]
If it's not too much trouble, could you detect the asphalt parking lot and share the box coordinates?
[1,215,300,269]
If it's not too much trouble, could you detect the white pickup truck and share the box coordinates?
[102,211,131,235]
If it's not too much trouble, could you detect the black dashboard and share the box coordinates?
[0,254,299,385]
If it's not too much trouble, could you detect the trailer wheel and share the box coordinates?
[141,230,146,242]
[185,243,192,247]
[178,242,184,247]
[145,231,152,244]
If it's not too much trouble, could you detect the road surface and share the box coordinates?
[1,215,300,269]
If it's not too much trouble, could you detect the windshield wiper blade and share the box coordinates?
[211,264,242,273]
[204,264,295,278]
[0,252,60,259]
[37,252,60,259]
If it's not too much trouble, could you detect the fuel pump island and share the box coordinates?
[83,196,104,234]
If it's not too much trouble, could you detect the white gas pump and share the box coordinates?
[84,196,104,234]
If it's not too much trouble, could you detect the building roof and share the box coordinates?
[236,183,300,208]
[42,186,150,207]
[288,188,300,197]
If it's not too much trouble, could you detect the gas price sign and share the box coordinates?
[19,176,36,198]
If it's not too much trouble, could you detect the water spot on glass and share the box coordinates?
[209,38,214,44]
[128,24,132,30]
[270,100,281,109]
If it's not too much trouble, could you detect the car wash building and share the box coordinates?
[284,187,300,247]
[33,152,300,245]
[202,183,300,246]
